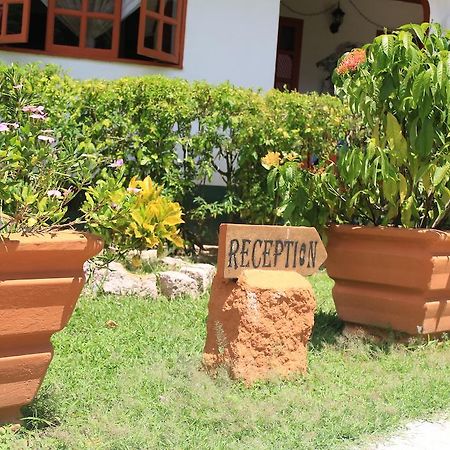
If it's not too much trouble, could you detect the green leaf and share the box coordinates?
[433,163,450,187]
[401,196,414,226]
[399,174,408,204]
[381,34,394,57]
[416,119,434,156]
[386,113,407,163]
[383,177,397,203]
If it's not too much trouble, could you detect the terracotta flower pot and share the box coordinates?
[326,225,450,335]
[0,232,103,424]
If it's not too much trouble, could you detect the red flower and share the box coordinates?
[336,49,366,75]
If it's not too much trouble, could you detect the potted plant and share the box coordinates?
[0,101,184,423]
[263,23,450,335]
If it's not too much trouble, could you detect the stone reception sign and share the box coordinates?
[216,223,327,279]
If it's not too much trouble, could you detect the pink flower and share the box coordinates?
[47,190,62,198]
[109,158,124,168]
[22,105,45,113]
[0,123,20,132]
[30,113,47,120]
[13,84,23,90]
[38,135,56,144]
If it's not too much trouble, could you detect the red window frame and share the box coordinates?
[0,0,188,67]
[138,0,186,65]
[0,0,31,44]
[45,0,122,59]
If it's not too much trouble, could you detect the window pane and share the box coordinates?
[276,53,293,79]
[279,26,296,52]
[162,22,175,54]
[146,0,160,12]
[144,18,158,49]
[86,19,113,49]
[6,3,23,35]
[88,0,114,13]
[53,15,81,46]
[164,0,177,18]
[56,0,82,10]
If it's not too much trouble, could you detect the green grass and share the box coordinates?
[2,273,450,449]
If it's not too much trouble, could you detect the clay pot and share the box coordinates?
[326,225,450,335]
[0,232,103,424]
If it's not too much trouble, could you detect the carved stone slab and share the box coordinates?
[216,223,327,279]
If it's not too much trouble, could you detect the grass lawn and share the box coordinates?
[2,273,450,449]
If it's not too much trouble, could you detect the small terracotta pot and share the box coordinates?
[0,232,103,424]
[326,225,450,335]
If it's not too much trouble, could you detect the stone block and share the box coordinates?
[127,249,158,265]
[180,263,216,292]
[161,256,189,270]
[158,271,199,299]
[88,261,158,298]
[203,270,316,385]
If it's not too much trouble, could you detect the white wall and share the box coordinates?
[429,0,450,29]
[0,0,281,90]
[280,0,423,92]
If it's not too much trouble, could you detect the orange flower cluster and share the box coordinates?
[336,48,366,75]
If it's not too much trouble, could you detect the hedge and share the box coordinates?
[0,63,361,243]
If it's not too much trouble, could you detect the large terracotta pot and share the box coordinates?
[326,225,450,335]
[0,232,103,424]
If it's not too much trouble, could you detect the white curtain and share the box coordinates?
[41,0,141,46]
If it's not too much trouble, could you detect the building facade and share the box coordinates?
[0,0,446,92]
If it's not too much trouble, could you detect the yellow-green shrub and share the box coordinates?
[82,176,183,252]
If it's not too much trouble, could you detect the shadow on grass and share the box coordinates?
[310,310,344,350]
[21,388,61,431]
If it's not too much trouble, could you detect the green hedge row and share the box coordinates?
[0,63,360,241]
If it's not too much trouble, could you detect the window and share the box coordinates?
[138,0,183,64]
[0,0,31,43]
[0,0,187,66]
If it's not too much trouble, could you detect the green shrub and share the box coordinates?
[265,23,450,232]
[332,23,450,228]
[0,63,360,239]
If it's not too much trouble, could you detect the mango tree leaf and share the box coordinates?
[401,196,414,227]
[386,113,407,164]
[433,163,450,187]
[399,174,408,204]
[383,177,398,203]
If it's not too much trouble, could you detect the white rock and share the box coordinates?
[161,256,189,270]
[180,263,216,292]
[157,271,199,299]
[88,261,158,298]
[127,249,158,264]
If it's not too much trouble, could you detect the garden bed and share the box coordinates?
[2,273,450,449]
